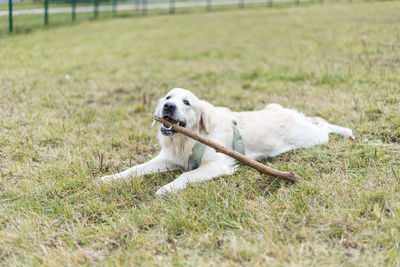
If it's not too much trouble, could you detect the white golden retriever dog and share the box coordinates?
[101,88,354,196]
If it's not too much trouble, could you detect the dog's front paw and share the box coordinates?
[155,184,174,197]
[99,175,114,183]
[155,181,186,197]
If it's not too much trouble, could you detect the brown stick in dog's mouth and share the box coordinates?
[153,115,300,182]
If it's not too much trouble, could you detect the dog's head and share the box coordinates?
[154,88,211,137]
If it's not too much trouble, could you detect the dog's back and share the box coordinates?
[231,104,354,159]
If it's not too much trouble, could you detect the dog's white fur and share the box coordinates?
[101,88,354,196]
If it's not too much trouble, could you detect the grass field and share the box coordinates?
[0,1,304,37]
[1,1,400,265]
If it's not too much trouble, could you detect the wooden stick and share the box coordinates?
[153,116,300,182]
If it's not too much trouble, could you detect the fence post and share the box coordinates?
[112,0,117,16]
[239,0,244,9]
[8,0,12,32]
[94,0,99,18]
[169,0,175,14]
[135,0,140,15]
[44,0,49,25]
[141,0,147,16]
[72,0,76,21]
[206,0,211,11]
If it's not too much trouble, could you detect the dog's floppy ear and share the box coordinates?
[200,101,212,135]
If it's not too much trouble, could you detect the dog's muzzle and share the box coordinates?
[160,103,187,136]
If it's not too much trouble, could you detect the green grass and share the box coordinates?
[1,0,304,37]
[0,6,132,36]
[1,1,400,265]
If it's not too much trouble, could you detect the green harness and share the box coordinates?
[188,123,246,170]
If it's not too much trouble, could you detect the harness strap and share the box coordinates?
[188,123,245,170]
[188,140,206,170]
[232,124,245,156]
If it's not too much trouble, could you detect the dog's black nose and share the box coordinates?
[163,102,176,115]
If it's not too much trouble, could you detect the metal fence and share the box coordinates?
[2,0,323,34]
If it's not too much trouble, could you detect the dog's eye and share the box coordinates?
[183,99,190,106]
[166,96,171,100]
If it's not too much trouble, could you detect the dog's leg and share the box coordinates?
[326,124,355,139]
[100,152,176,183]
[307,116,354,139]
[155,163,234,196]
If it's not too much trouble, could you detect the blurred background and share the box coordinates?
[2,0,328,36]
